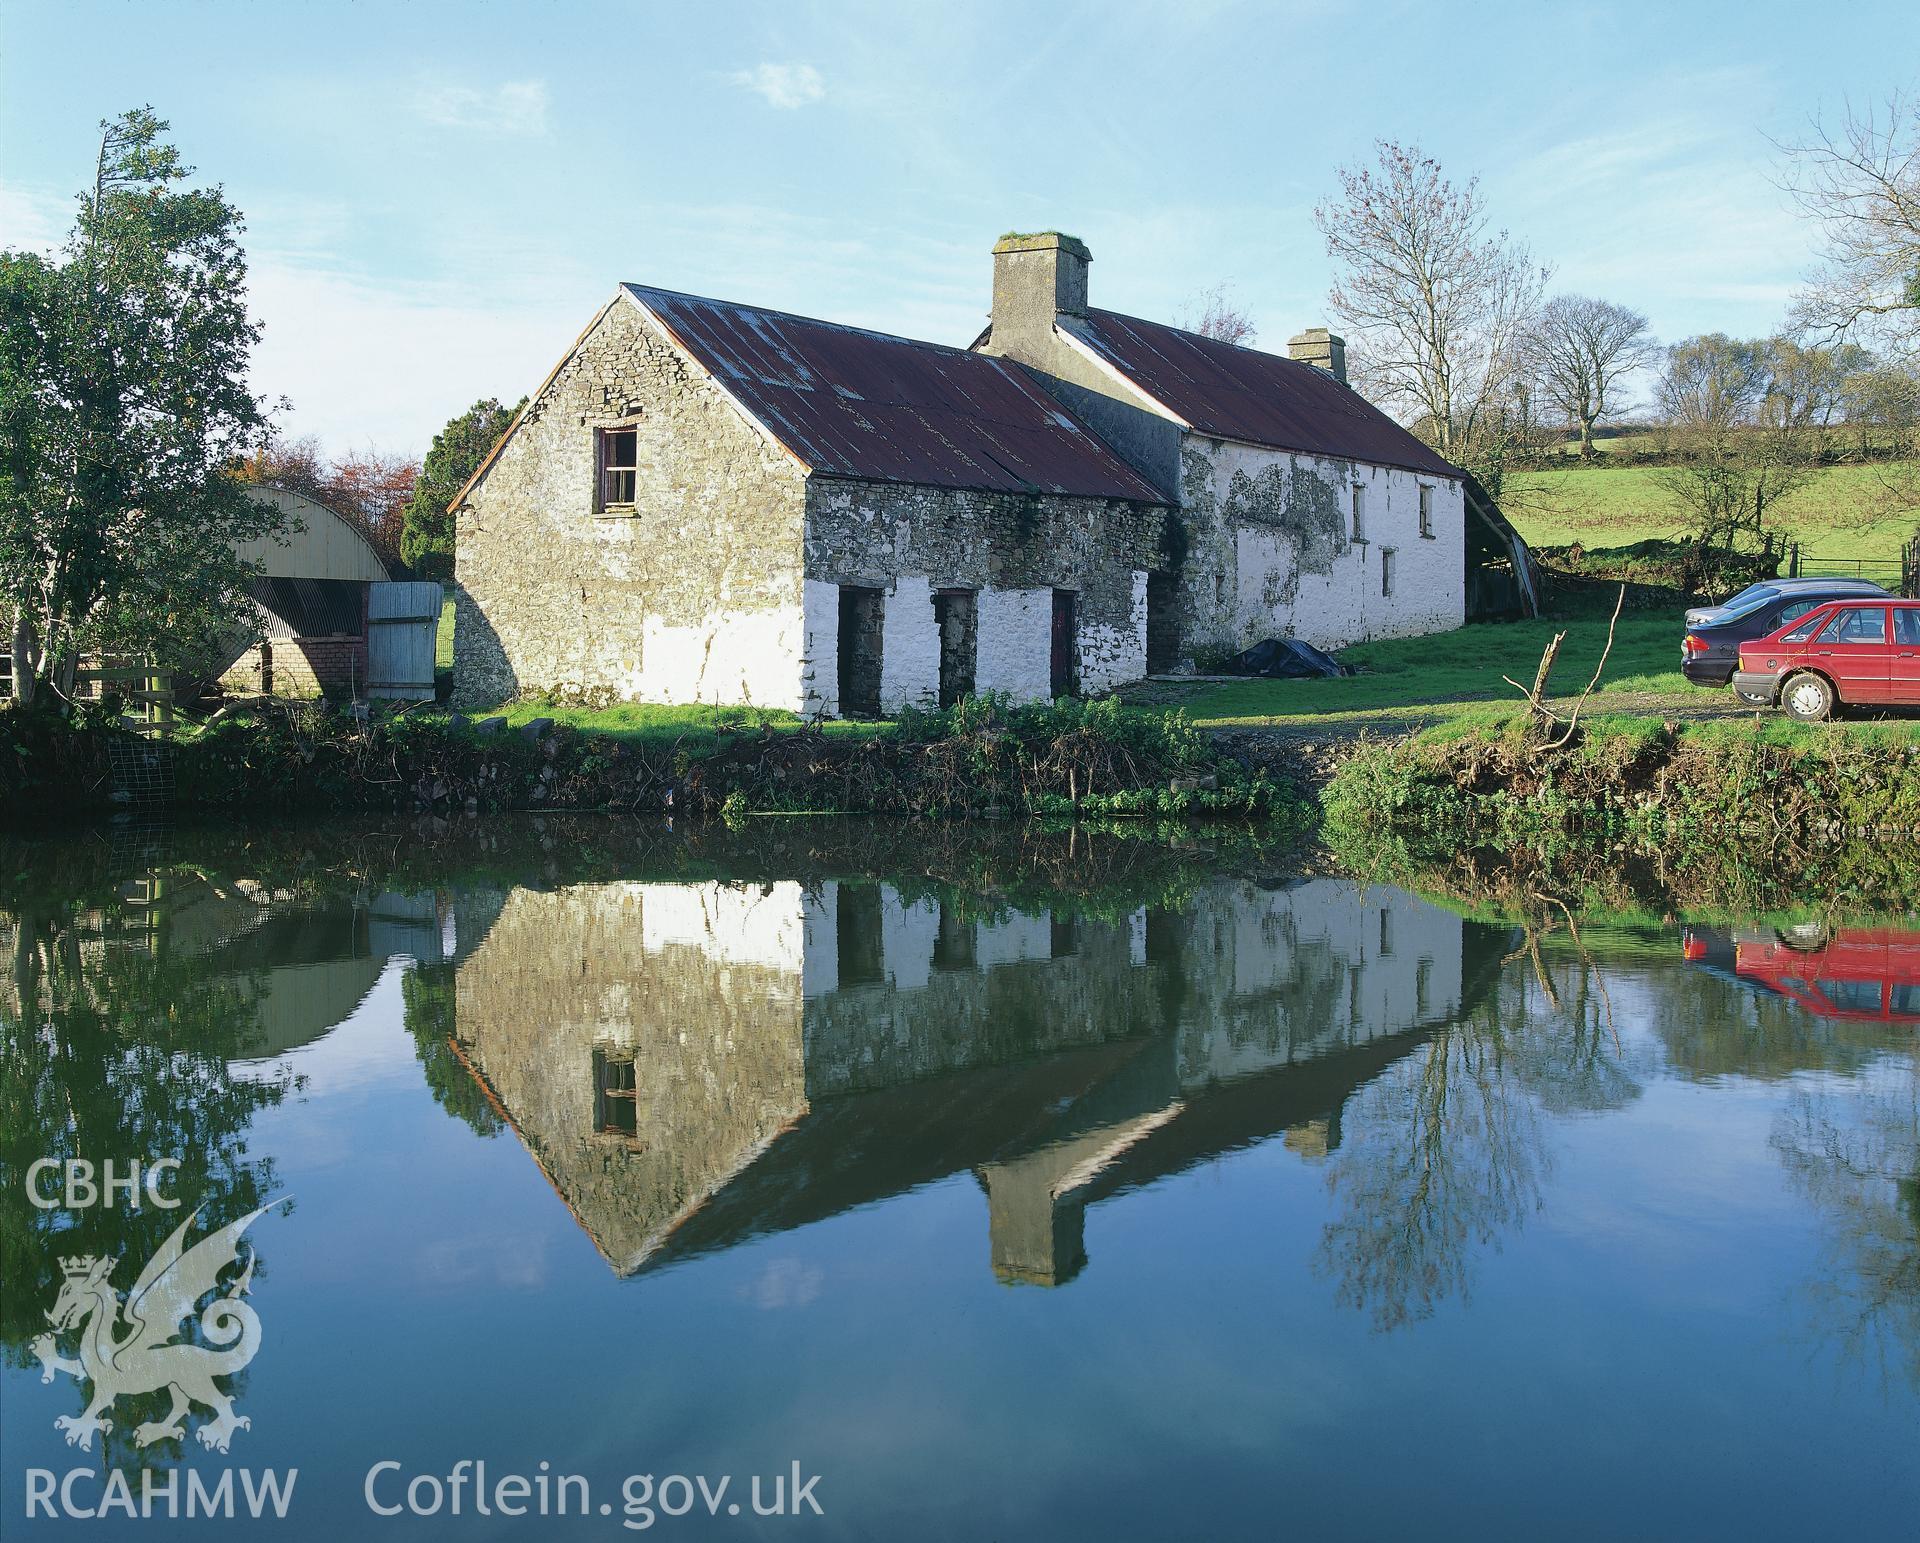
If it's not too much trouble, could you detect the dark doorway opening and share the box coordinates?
[933,589,977,708]
[1050,589,1078,699]
[836,884,885,986]
[933,901,976,972]
[1145,572,1179,675]
[837,586,884,717]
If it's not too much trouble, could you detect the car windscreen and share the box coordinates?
[1716,587,1780,622]
[1897,609,1920,645]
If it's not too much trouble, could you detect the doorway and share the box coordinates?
[837,586,884,717]
[1145,572,1179,675]
[1050,589,1078,699]
[933,589,977,708]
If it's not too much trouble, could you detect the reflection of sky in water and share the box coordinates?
[2,833,1915,1540]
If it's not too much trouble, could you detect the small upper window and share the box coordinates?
[1418,485,1434,538]
[1351,485,1365,541]
[599,428,638,509]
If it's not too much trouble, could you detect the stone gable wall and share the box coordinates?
[453,297,807,709]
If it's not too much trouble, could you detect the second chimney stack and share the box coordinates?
[1287,328,1347,386]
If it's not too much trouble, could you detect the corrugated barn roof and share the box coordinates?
[1070,309,1462,480]
[623,284,1166,503]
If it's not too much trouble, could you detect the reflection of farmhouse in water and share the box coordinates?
[449,878,1510,1285]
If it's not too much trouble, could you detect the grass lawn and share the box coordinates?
[1183,606,1920,740]
[472,698,887,750]
[1186,607,1692,729]
[1506,461,1916,569]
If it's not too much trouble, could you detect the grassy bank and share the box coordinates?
[1322,712,1920,856]
[0,695,1295,825]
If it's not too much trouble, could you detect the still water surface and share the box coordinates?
[2,820,1915,1539]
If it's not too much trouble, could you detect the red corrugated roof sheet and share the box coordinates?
[1070,309,1463,480]
[623,285,1166,504]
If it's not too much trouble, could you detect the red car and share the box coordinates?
[1684,924,1920,1024]
[1732,597,1920,720]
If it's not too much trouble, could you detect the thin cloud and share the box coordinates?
[730,62,826,110]
[412,78,550,136]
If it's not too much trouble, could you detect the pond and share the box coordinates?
[1,819,1915,1540]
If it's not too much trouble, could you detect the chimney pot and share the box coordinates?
[1288,327,1347,386]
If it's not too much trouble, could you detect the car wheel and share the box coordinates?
[1781,672,1834,722]
[1735,685,1771,706]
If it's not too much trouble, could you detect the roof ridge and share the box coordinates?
[622,281,999,364]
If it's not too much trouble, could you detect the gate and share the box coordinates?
[367,581,443,701]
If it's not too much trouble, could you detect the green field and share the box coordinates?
[1506,461,1916,568]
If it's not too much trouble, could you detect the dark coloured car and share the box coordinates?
[1681,578,1890,698]
[1732,597,1920,719]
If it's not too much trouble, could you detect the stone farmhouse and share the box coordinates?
[452,233,1473,715]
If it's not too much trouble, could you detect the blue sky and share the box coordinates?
[2,0,1914,455]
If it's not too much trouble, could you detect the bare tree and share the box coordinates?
[1655,334,1815,583]
[1179,284,1257,346]
[1526,295,1657,458]
[1778,92,1920,359]
[1314,140,1549,481]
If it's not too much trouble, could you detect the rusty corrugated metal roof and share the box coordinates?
[622,284,1166,504]
[1069,309,1463,480]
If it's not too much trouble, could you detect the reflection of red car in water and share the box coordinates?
[1683,924,1920,1023]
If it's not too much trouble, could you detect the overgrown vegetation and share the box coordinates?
[0,693,1297,825]
[1322,713,1920,854]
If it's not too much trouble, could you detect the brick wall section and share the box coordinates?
[801,478,1167,714]
[222,636,369,699]
[453,298,807,710]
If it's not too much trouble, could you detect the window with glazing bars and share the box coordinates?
[599,428,638,509]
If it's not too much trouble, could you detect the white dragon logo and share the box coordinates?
[30,1201,287,1453]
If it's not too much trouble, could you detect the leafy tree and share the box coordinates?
[401,398,521,581]
[0,109,279,708]
[402,960,502,1138]
[1526,295,1658,458]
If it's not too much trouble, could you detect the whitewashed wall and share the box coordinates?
[975,587,1053,701]
[1186,441,1466,653]
[1078,570,1149,695]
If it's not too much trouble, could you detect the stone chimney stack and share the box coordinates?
[1288,327,1347,386]
[990,232,1091,345]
